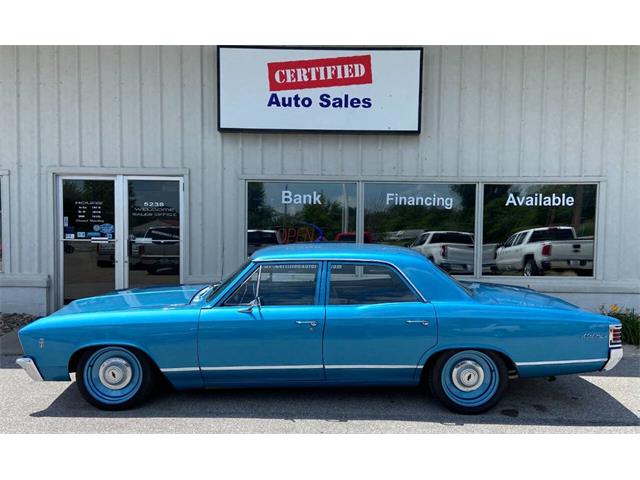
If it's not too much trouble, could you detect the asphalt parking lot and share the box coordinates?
[1,342,638,433]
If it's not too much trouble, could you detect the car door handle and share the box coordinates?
[295,321,318,327]
[405,320,430,326]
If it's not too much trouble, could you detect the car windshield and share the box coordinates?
[206,260,251,302]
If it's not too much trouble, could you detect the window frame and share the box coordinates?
[0,171,8,273]
[325,260,423,306]
[219,261,323,307]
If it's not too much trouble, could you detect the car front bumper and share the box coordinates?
[602,347,623,371]
[16,356,44,381]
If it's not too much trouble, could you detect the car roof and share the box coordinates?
[251,242,427,263]
[514,226,573,234]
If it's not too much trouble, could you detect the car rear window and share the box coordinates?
[529,228,574,242]
[430,233,473,244]
[248,231,279,244]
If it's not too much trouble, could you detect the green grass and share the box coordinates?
[600,305,640,346]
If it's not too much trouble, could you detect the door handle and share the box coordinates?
[405,320,430,326]
[295,320,318,327]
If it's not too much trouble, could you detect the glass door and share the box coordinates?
[60,178,118,304]
[126,178,182,289]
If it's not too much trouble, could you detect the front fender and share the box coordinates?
[18,307,200,382]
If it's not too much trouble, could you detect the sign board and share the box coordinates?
[217,46,423,133]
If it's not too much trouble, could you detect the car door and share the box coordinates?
[198,262,325,385]
[323,262,437,384]
[497,232,526,271]
[509,232,528,270]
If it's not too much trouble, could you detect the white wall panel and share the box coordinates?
[0,45,638,314]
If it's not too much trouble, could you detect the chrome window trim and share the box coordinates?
[256,258,428,303]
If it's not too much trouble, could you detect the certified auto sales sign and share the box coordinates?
[217,46,423,133]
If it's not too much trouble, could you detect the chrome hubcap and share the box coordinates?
[98,357,133,390]
[451,360,485,391]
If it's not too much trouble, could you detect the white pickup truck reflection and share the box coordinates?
[409,231,496,275]
[494,226,593,276]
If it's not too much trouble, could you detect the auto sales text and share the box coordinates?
[268,92,372,109]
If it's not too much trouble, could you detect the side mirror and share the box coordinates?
[238,296,261,314]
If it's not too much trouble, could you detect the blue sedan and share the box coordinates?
[17,243,623,414]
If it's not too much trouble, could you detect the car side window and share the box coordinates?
[224,268,260,306]
[503,234,515,247]
[328,263,419,305]
[513,232,526,246]
[224,263,319,306]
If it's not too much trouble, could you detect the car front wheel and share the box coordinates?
[76,346,156,410]
[429,349,508,414]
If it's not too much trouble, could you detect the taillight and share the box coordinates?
[441,245,448,258]
[541,244,552,256]
[609,325,622,347]
[139,245,145,255]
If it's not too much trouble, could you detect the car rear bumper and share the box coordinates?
[602,347,623,371]
[541,260,593,270]
[16,356,44,381]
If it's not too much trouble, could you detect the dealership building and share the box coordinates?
[0,45,638,315]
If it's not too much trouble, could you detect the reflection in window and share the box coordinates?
[0,180,3,271]
[483,184,597,277]
[246,182,357,255]
[364,183,476,275]
[128,180,181,286]
[328,263,418,305]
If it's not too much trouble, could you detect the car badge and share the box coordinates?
[38,338,45,349]
[582,332,605,340]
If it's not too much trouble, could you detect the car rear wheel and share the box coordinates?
[429,349,508,414]
[523,258,540,276]
[76,346,156,410]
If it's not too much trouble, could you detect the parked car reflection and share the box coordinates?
[247,229,283,256]
[130,226,180,275]
[493,226,593,276]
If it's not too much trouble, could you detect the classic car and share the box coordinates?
[16,243,622,414]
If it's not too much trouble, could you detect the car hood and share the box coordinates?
[52,284,210,316]
[462,281,579,310]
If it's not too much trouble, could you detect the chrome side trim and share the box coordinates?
[160,367,200,373]
[325,364,422,369]
[201,365,324,371]
[16,357,44,381]
[515,358,608,366]
[162,364,423,372]
[602,347,623,371]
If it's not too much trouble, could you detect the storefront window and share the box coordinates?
[247,181,357,255]
[364,183,476,275]
[483,184,597,277]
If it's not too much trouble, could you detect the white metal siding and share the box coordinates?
[0,46,638,311]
